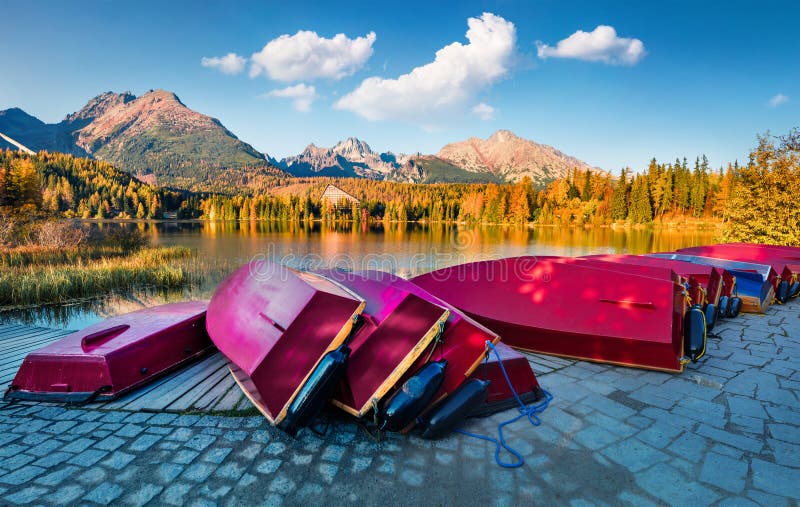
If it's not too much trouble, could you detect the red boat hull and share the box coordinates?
[469,342,543,416]
[206,261,365,424]
[581,254,726,306]
[314,269,450,417]
[411,257,689,372]
[324,270,500,413]
[5,302,213,403]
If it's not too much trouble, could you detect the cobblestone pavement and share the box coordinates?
[1,303,799,506]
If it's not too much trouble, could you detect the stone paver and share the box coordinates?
[0,302,799,504]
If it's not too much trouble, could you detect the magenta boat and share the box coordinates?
[468,342,543,416]
[323,270,500,422]
[578,254,734,324]
[412,257,702,373]
[4,301,213,403]
[582,254,728,307]
[345,271,502,413]
[206,260,365,433]
[314,269,450,418]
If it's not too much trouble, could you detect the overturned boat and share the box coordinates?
[4,301,213,403]
[579,254,736,324]
[468,342,543,416]
[206,260,365,435]
[648,253,776,314]
[320,270,502,426]
[313,269,451,418]
[676,244,800,302]
[411,257,704,373]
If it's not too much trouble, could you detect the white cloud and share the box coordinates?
[201,53,246,75]
[263,83,317,112]
[536,25,646,65]
[768,93,789,107]
[250,31,376,81]
[334,13,516,124]
[472,102,495,120]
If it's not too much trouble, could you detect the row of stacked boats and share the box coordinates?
[5,242,799,441]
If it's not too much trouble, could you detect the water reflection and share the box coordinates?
[1,220,719,329]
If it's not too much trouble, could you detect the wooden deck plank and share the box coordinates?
[0,323,38,335]
[191,373,238,411]
[235,394,254,411]
[0,332,68,357]
[0,333,71,369]
[145,363,229,413]
[212,379,246,411]
[96,358,215,411]
[0,326,69,345]
[165,366,232,412]
[104,355,223,411]
[0,325,31,338]
[120,354,226,412]
[0,324,57,335]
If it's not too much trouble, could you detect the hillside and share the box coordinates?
[0,91,267,186]
[389,156,502,183]
[437,130,600,186]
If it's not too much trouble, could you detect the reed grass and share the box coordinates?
[0,246,194,307]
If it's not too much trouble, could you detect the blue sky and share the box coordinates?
[1,0,798,171]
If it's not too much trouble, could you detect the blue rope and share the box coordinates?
[456,340,553,469]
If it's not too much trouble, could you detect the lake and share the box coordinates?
[1,221,719,329]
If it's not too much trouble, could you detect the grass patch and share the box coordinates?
[0,245,195,307]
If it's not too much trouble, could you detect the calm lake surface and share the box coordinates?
[2,221,719,330]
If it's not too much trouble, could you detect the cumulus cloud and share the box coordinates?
[536,25,646,65]
[472,103,495,120]
[263,83,317,112]
[201,53,246,75]
[250,31,376,81]
[334,13,516,124]
[768,93,789,107]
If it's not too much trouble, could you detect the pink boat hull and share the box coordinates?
[5,301,213,403]
[315,269,450,417]
[349,271,501,410]
[206,260,364,424]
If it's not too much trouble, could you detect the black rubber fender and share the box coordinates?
[718,296,731,319]
[379,360,447,432]
[777,280,790,304]
[419,379,490,439]
[684,306,707,362]
[704,303,717,332]
[279,344,350,437]
[729,297,743,318]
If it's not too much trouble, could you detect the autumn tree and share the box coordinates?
[609,169,629,221]
[722,132,800,245]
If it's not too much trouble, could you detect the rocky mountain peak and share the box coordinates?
[488,129,519,143]
[333,137,374,159]
[437,129,600,185]
[65,91,136,123]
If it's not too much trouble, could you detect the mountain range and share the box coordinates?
[0,90,601,188]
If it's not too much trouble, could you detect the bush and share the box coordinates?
[97,226,150,250]
[31,221,88,248]
[0,214,15,247]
